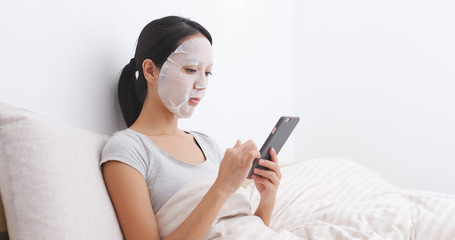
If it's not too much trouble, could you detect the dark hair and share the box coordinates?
[117,16,212,127]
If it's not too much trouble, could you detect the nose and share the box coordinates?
[194,73,208,90]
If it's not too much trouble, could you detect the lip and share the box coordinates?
[189,98,200,106]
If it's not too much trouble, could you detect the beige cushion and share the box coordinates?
[0,102,123,239]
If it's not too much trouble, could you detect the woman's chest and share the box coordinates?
[148,134,206,165]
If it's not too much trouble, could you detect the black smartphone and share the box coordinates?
[247,116,300,179]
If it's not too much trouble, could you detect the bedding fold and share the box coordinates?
[155,158,455,239]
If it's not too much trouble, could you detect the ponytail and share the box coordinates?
[117,16,213,127]
[117,59,147,127]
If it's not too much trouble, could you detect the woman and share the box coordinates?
[100,16,282,240]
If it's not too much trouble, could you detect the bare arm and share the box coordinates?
[102,160,160,240]
[102,140,260,240]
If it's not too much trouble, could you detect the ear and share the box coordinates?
[142,59,160,84]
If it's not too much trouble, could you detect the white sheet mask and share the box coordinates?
[158,38,213,118]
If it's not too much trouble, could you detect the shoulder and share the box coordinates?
[102,129,147,156]
[105,129,143,146]
[100,129,150,174]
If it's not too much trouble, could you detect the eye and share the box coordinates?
[205,72,213,77]
[185,68,197,74]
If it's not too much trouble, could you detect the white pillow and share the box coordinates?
[0,102,123,240]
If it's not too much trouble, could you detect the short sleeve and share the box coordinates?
[99,132,148,178]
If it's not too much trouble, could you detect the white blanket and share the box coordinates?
[155,158,455,239]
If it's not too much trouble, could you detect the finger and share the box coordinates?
[253,168,280,185]
[253,174,274,187]
[269,147,278,163]
[241,140,258,153]
[258,159,282,180]
[254,150,261,159]
[247,150,261,163]
[233,139,242,149]
[249,141,260,159]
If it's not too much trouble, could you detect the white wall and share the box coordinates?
[0,0,296,165]
[2,0,454,194]
[294,0,455,193]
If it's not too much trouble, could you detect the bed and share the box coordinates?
[1,101,454,240]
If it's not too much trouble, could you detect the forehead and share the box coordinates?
[170,38,213,65]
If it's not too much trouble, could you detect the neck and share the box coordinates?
[130,93,181,136]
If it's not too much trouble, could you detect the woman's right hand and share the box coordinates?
[214,139,260,194]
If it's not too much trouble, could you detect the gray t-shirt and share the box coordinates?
[100,128,223,214]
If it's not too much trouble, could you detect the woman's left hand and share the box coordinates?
[251,147,282,203]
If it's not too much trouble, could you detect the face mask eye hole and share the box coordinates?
[184,68,197,74]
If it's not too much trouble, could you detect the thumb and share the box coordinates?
[233,139,242,149]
